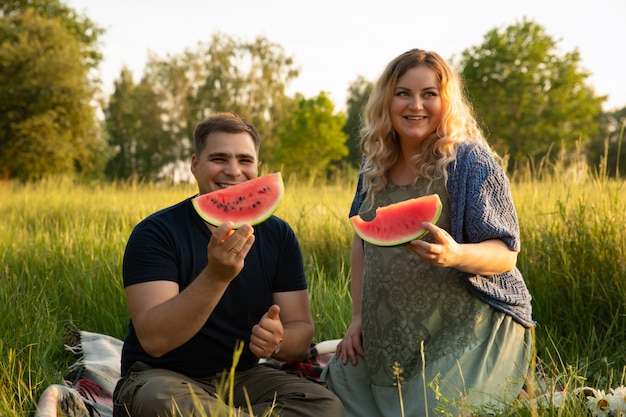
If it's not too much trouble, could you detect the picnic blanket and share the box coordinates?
[35,328,123,417]
[35,328,340,417]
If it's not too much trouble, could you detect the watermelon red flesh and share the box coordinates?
[350,194,443,246]
[192,172,284,228]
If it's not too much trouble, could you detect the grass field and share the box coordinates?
[1,164,625,416]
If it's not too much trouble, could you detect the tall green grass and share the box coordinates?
[1,162,625,416]
[513,172,626,390]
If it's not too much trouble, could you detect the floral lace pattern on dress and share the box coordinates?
[360,178,489,386]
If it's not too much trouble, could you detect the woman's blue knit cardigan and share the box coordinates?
[350,142,536,328]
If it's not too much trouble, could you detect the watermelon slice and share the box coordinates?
[192,172,284,228]
[350,194,443,246]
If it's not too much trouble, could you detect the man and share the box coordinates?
[113,112,344,417]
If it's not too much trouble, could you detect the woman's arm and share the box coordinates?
[409,223,518,275]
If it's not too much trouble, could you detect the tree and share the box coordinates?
[457,18,605,170]
[104,68,176,181]
[587,107,626,178]
[142,33,299,167]
[275,92,348,177]
[1,0,104,73]
[0,8,105,180]
[343,76,372,168]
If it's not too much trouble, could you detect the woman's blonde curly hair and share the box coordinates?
[360,48,495,200]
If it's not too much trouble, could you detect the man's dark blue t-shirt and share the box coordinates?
[120,197,307,378]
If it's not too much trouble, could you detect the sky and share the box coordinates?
[66,0,626,111]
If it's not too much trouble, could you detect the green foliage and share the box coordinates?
[458,18,605,170]
[343,76,372,168]
[0,0,104,69]
[587,107,626,178]
[510,145,626,386]
[275,92,348,177]
[0,6,106,180]
[515,176,626,385]
[136,32,299,168]
[2,6,622,185]
[104,68,177,180]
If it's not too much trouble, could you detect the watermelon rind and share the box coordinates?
[350,194,443,246]
[192,172,284,228]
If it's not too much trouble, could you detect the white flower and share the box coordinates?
[587,389,612,417]
[608,386,626,416]
[527,385,626,416]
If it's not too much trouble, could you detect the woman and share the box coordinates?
[322,49,535,417]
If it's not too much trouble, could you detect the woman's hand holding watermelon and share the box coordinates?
[408,221,461,268]
[408,221,518,276]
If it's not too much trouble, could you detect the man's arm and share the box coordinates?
[126,222,254,357]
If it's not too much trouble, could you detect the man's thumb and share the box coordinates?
[267,304,280,320]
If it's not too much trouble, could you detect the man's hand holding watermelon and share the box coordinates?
[206,221,255,283]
